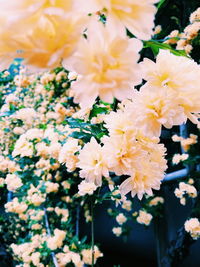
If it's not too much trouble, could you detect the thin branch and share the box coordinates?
[44,208,59,267]
[91,201,95,267]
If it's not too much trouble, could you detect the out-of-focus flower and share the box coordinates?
[5,174,23,192]
[112,227,122,237]
[116,213,127,225]
[59,138,80,172]
[172,153,188,165]
[0,13,88,71]
[136,210,153,226]
[63,20,142,107]
[80,0,159,40]
[81,246,103,265]
[78,181,97,196]
[184,218,200,240]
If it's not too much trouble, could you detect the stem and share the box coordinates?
[91,201,95,267]
[44,208,59,267]
[76,206,80,238]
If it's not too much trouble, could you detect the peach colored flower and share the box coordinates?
[0,0,73,23]
[124,85,187,136]
[63,20,142,107]
[140,50,200,91]
[119,142,167,200]
[0,13,88,71]
[102,135,143,176]
[79,0,158,40]
[140,49,200,125]
[77,137,109,186]
[103,110,136,139]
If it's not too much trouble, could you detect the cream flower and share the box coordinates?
[119,138,167,199]
[124,86,187,136]
[0,13,88,71]
[140,50,200,125]
[0,0,73,22]
[81,246,103,265]
[77,137,109,186]
[184,218,200,240]
[112,227,122,237]
[47,229,66,250]
[136,210,153,226]
[5,174,23,192]
[63,20,142,107]
[102,123,167,199]
[78,181,98,196]
[104,110,136,139]
[12,135,34,158]
[59,138,81,172]
[80,0,158,40]
[102,135,142,176]
[140,50,200,90]
[116,213,127,225]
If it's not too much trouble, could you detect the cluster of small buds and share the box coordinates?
[172,153,188,165]
[174,181,197,205]
[172,134,198,151]
[148,196,164,207]
[164,7,200,54]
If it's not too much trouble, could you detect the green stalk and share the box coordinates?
[91,200,95,267]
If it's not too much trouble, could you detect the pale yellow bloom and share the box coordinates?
[102,135,142,176]
[81,246,103,265]
[78,137,109,186]
[124,86,187,136]
[104,110,136,139]
[80,0,158,40]
[112,227,122,237]
[59,138,80,172]
[140,50,200,125]
[78,181,98,196]
[149,196,164,206]
[136,210,153,225]
[5,174,23,192]
[63,20,142,107]
[172,153,188,164]
[47,229,66,250]
[0,0,73,21]
[119,139,167,199]
[184,218,200,240]
[0,13,88,71]
[116,213,127,225]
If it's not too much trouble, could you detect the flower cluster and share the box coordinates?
[0,2,200,266]
[174,181,197,205]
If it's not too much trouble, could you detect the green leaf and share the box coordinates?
[89,106,109,119]
[157,0,167,9]
[66,117,91,131]
[143,40,189,57]
[69,131,93,143]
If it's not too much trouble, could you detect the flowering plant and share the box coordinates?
[0,0,200,266]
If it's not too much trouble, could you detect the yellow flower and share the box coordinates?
[0,13,88,71]
[125,85,187,136]
[140,49,200,125]
[78,137,109,186]
[63,20,142,107]
[0,0,73,22]
[80,0,158,40]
